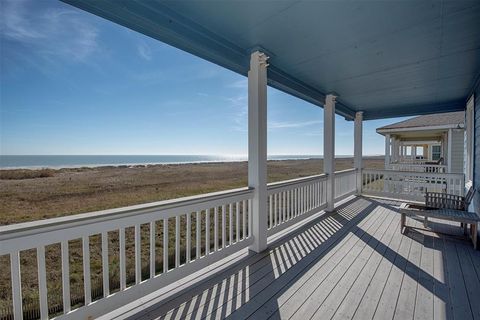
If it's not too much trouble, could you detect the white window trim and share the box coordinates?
[466,95,474,182]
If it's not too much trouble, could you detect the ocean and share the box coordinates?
[0,154,344,169]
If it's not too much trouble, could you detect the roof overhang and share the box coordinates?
[61,0,480,121]
[377,124,465,136]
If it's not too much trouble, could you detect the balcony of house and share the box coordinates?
[1,169,478,320]
[2,0,479,319]
[377,112,466,174]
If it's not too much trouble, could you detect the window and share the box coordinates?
[432,145,441,161]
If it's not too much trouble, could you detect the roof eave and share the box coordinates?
[376,123,465,136]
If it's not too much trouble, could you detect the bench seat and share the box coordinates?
[400,203,479,249]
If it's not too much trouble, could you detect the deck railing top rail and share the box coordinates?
[0,187,253,241]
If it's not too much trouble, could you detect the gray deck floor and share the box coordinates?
[128,196,480,320]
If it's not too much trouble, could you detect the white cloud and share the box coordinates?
[137,42,152,60]
[269,120,323,129]
[1,0,100,63]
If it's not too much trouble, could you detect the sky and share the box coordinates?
[0,0,409,156]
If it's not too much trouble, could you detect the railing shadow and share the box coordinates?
[126,196,377,319]
[330,197,475,315]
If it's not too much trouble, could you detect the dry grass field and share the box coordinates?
[0,157,384,316]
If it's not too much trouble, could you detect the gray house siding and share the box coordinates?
[450,129,464,173]
[474,85,480,215]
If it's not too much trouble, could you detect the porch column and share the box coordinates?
[412,145,417,160]
[447,129,452,173]
[248,51,268,253]
[384,134,391,167]
[354,111,363,194]
[392,138,398,162]
[324,94,336,212]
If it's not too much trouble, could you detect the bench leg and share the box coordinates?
[464,223,468,236]
[401,213,406,234]
[423,216,428,228]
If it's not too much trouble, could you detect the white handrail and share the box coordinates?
[2,167,438,319]
[334,168,357,201]
[388,163,447,173]
[361,168,464,202]
[266,174,328,236]
[1,187,254,319]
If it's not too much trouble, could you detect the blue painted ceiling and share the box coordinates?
[62,0,480,120]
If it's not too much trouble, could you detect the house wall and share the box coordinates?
[450,129,465,173]
[473,86,480,216]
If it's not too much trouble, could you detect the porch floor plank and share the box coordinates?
[113,196,479,320]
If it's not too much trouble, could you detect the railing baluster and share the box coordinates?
[134,225,141,283]
[222,205,226,248]
[248,199,252,237]
[242,200,247,239]
[214,207,218,252]
[119,227,126,290]
[196,211,201,259]
[163,218,169,272]
[11,252,22,320]
[295,188,298,216]
[301,186,305,214]
[186,213,191,263]
[287,190,290,220]
[206,209,210,254]
[274,193,278,226]
[150,221,156,278]
[82,236,91,305]
[175,215,180,268]
[229,203,233,245]
[61,241,71,313]
[269,195,273,229]
[37,246,48,318]
[236,202,240,242]
[102,232,111,293]
[283,191,286,222]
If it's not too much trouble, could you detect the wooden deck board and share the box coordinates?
[332,207,405,320]
[393,218,423,320]
[289,208,395,320]
[308,209,400,320]
[252,202,388,320]
[121,197,480,320]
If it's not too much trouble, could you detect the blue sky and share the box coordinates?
[0,0,408,156]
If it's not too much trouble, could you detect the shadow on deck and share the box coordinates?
[116,196,480,320]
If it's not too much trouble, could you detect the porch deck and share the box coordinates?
[113,196,480,320]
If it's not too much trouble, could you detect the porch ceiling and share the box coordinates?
[61,0,480,120]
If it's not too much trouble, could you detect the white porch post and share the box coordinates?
[412,145,417,160]
[384,134,391,167]
[324,94,336,212]
[354,111,363,194]
[447,129,452,173]
[248,51,268,253]
[392,138,398,162]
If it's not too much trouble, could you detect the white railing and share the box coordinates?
[4,167,453,319]
[395,157,429,164]
[362,169,464,202]
[0,187,253,320]
[334,168,357,201]
[388,163,447,173]
[267,174,327,236]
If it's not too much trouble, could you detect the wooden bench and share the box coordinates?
[400,187,479,250]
